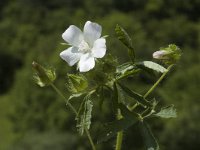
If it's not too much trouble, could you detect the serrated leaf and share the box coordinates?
[115,24,135,62]
[136,61,167,73]
[154,105,177,118]
[67,93,86,104]
[117,82,152,107]
[141,122,159,150]
[76,94,93,135]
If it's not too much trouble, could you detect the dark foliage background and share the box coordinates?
[0,0,199,149]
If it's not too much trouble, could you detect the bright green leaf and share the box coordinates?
[154,105,177,118]
[136,61,167,73]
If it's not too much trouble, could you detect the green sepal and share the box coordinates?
[155,44,182,65]
[66,74,88,93]
[32,61,56,87]
[115,24,135,62]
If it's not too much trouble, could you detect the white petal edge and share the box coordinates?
[92,38,106,58]
[62,25,83,46]
[83,21,102,46]
[60,47,82,66]
[78,53,95,72]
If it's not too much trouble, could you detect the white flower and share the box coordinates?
[60,21,106,72]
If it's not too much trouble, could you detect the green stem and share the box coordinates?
[143,64,174,99]
[115,131,123,150]
[50,83,77,115]
[50,83,96,150]
[115,109,123,150]
[139,65,174,117]
[85,128,97,150]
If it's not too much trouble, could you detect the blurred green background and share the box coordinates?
[0,0,200,149]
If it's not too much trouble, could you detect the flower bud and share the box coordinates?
[153,50,171,59]
[32,61,56,87]
[153,44,182,65]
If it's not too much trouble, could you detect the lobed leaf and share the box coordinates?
[76,94,93,135]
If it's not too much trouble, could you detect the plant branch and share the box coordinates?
[144,64,174,99]
[50,83,96,150]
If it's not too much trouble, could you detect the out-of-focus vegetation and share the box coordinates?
[0,0,199,149]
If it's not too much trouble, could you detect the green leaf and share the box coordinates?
[119,104,141,121]
[98,119,131,143]
[154,105,177,118]
[115,24,135,62]
[141,122,159,150]
[98,86,105,110]
[116,62,134,74]
[98,106,139,143]
[67,93,86,104]
[76,94,93,135]
[116,62,141,80]
[136,61,167,73]
[117,82,152,107]
[111,82,119,113]
[66,74,88,93]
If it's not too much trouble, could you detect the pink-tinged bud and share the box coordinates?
[153,50,169,59]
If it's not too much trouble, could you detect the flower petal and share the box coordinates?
[83,21,102,46]
[60,47,82,66]
[62,25,83,46]
[78,53,95,72]
[92,38,106,58]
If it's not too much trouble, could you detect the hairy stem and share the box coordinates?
[50,83,96,150]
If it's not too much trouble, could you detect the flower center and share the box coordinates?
[78,40,90,53]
